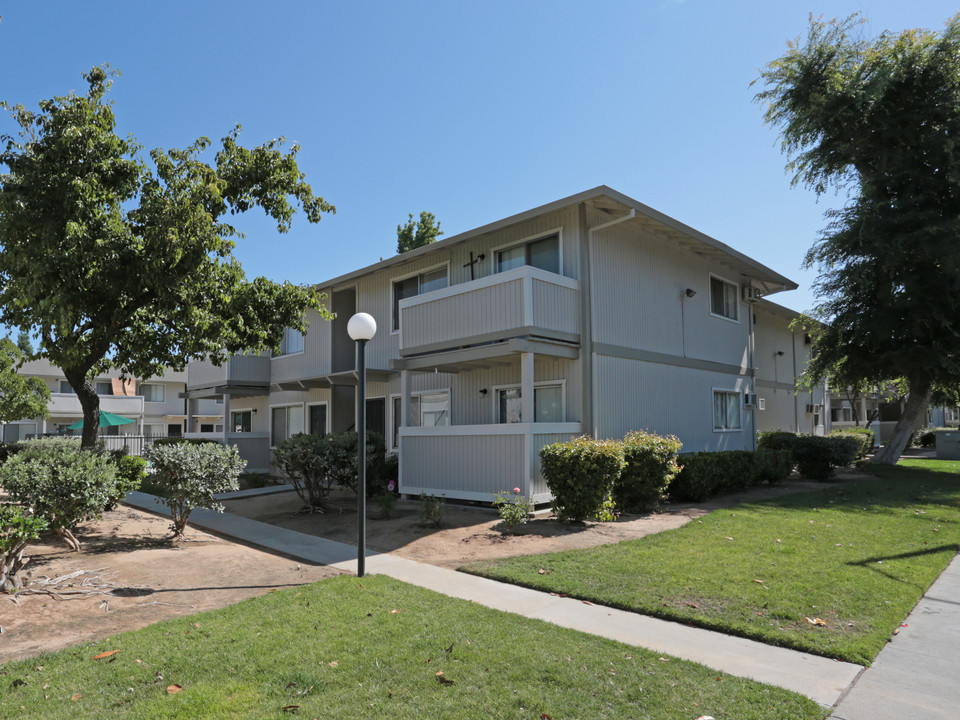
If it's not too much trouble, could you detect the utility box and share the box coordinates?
[935,430,960,460]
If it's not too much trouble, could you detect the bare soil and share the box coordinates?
[2,470,873,664]
[222,472,873,570]
[0,507,339,664]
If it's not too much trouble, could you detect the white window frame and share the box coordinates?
[390,261,450,335]
[306,401,329,436]
[490,228,564,276]
[709,273,740,324]
[492,380,566,424]
[139,383,166,403]
[389,394,403,451]
[712,388,743,432]
[269,402,305,448]
[389,389,451,450]
[95,380,115,396]
[272,326,305,358]
[230,408,254,434]
[58,380,75,394]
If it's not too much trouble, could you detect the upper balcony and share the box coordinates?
[185,354,271,397]
[397,265,580,356]
[48,393,144,418]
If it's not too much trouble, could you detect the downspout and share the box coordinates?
[792,330,800,433]
[583,207,636,438]
[747,300,757,450]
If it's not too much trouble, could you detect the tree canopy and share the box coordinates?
[0,338,49,425]
[397,211,442,254]
[0,66,333,447]
[756,14,960,463]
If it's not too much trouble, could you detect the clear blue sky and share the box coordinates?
[2,1,957,314]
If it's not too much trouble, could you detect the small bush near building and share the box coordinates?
[143,442,245,538]
[0,503,48,591]
[493,488,534,532]
[418,492,445,528]
[0,442,24,465]
[828,428,874,460]
[614,430,682,514]
[106,454,147,510]
[758,431,860,480]
[753,448,794,484]
[669,450,757,502]
[0,438,120,551]
[914,427,950,448]
[272,431,386,509]
[540,436,626,523]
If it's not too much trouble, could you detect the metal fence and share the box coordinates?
[26,433,170,456]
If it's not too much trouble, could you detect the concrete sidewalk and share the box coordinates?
[125,491,861,706]
[828,553,960,720]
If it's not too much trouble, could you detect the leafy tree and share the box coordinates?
[755,14,960,464]
[0,504,48,591]
[0,66,333,449]
[0,337,49,423]
[397,211,442,253]
[15,330,32,357]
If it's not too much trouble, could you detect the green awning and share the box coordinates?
[65,411,137,430]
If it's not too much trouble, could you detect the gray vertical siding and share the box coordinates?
[531,277,580,335]
[402,433,525,500]
[593,353,750,452]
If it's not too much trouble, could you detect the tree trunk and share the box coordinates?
[1,540,31,591]
[55,527,82,552]
[64,369,100,449]
[871,380,932,465]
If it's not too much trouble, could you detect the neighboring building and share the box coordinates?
[753,299,828,436]
[3,359,219,452]
[184,186,803,501]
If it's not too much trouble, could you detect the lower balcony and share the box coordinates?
[398,422,582,504]
[184,432,272,474]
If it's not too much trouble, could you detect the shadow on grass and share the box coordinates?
[847,543,960,585]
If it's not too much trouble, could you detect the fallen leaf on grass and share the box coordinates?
[166,684,182,694]
[541,714,552,719]
[328,661,339,668]
[92,650,120,660]
[723,536,734,541]
[435,671,455,686]
[390,609,401,614]
[752,579,764,584]
[71,693,81,701]
[804,617,827,627]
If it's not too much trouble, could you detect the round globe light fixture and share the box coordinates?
[347,312,377,341]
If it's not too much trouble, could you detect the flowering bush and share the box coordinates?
[494,487,533,532]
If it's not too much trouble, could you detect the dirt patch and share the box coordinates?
[0,507,340,664]
[222,473,872,571]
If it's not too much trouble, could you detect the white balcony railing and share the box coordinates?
[398,266,579,354]
[48,393,144,418]
[398,422,582,503]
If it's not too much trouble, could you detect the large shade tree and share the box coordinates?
[756,14,960,464]
[0,67,333,448]
[396,211,442,254]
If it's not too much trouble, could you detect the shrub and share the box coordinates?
[1,503,48,591]
[759,431,861,480]
[418,492,445,528]
[0,438,120,551]
[106,454,147,510]
[494,487,534,532]
[757,430,799,454]
[0,442,24,465]
[669,450,757,502]
[143,442,245,538]
[540,436,626,523]
[614,430,682,514]
[272,431,386,509]
[754,448,794,484]
[828,428,874,460]
[914,427,950,448]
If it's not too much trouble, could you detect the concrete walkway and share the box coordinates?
[828,553,960,720]
[124,491,861,706]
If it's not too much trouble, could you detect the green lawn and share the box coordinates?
[0,576,823,720]
[463,459,960,666]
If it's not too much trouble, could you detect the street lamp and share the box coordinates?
[347,312,377,577]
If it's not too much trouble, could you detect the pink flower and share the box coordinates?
[388,481,396,492]
[513,487,521,494]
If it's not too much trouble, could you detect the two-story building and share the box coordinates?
[5,359,223,453]
[184,186,803,502]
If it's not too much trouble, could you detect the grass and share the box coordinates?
[0,576,825,720]
[463,459,960,666]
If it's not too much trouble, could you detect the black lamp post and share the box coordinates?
[347,312,377,577]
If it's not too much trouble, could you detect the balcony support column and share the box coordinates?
[521,351,535,496]
[222,394,231,443]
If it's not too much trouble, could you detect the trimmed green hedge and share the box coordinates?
[540,436,625,523]
[758,431,860,480]
[614,430,682,513]
[828,428,874,460]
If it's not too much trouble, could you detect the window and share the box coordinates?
[496,234,560,274]
[200,423,215,433]
[59,380,74,394]
[231,410,252,433]
[366,398,386,437]
[274,327,304,356]
[392,396,402,449]
[95,381,114,396]
[710,276,739,321]
[392,266,448,331]
[139,383,165,403]
[216,397,224,405]
[2,423,36,443]
[713,390,742,431]
[308,404,327,435]
[392,392,450,448]
[272,405,304,446]
[830,402,853,423]
[496,383,564,423]
[167,423,183,438]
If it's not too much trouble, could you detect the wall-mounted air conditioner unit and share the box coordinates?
[744,392,759,407]
[742,287,761,303]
